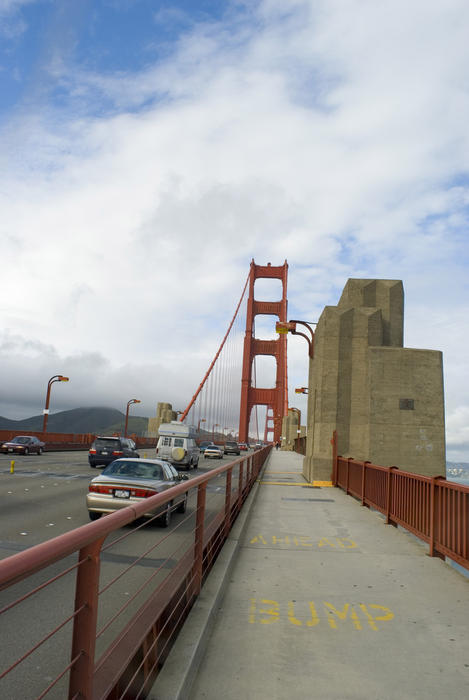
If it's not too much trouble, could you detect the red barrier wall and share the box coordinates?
[0,430,157,450]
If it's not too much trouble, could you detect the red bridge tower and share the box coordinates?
[238,260,288,444]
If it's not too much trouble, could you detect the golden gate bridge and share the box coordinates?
[180,259,289,445]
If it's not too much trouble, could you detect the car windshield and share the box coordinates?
[226,442,237,447]
[95,439,120,449]
[103,460,163,480]
[11,437,30,444]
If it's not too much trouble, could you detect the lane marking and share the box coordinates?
[258,480,333,487]
[266,471,306,475]
[258,481,309,486]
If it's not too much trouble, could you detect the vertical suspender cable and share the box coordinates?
[179,271,250,422]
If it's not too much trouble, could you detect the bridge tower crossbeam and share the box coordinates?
[238,260,288,444]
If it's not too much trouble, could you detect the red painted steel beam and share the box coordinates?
[238,260,288,443]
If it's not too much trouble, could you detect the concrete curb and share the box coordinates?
[148,455,270,700]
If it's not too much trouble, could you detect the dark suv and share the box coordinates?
[88,436,140,468]
[224,441,240,455]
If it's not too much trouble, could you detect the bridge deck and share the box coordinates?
[151,451,469,700]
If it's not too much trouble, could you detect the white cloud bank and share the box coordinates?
[0,0,469,459]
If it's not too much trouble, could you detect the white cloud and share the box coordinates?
[0,0,468,460]
[0,0,37,38]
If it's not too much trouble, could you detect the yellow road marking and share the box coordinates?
[249,598,394,629]
[265,471,305,474]
[258,480,333,487]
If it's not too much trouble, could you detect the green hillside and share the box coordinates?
[0,407,150,436]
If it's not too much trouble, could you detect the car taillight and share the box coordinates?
[112,450,123,456]
[88,484,157,498]
[89,449,97,454]
[89,484,113,494]
[131,488,157,498]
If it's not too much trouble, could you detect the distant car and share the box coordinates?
[204,444,223,459]
[86,458,189,526]
[88,436,139,468]
[199,441,213,453]
[1,436,45,455]
[224,441,240,455]
[238,443,248,451]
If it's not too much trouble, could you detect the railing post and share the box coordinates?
[194,482,207,595]
[238,462,244,509]
[346,457,353,495]
[68,537,105,700]
[428,476,445,559]
[331,430,338,486]
[386,466,398,525]
[224,468,233,537]
[361,461,371,506]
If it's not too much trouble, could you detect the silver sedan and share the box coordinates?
[86,458,189,527]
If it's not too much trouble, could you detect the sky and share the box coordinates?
[0,0,469,460]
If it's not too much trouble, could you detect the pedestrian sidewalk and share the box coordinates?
[151,450,469,700]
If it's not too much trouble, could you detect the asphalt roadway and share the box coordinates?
[0,448,235,554]
[0,448,241,699]
[151,450,469,700]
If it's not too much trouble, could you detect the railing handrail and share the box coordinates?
[334,451,469,572]
[0,446,271,698]
[0,451,260,591]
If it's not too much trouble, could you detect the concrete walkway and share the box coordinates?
[151,450,469,700]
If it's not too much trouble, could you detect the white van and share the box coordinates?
[156,421,200,469]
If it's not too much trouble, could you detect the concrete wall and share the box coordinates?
[147,402,177,437]
[303,279,445,482]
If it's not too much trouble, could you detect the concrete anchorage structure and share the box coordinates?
[303,279,446,482]
[281,407,306,450]
[147,402,177,438]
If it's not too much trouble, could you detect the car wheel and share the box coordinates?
[159,502,172,528]
[38,447,43,455]
[89,511,101,521]
[195,459,199,468]
[24,448,29,455]
[177,494,188,513]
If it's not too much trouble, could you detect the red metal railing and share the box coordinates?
[332,442,469,571]
[0,446,271,699]
[0,430,157,451]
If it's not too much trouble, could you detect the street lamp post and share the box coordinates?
[275,320,315,358]
[125,399,141,437]
[212,423,220,443]
[197,418,206,432]
[42,375,69,433]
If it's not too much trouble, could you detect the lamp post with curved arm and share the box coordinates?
[42,375,69,433]
[212,423,220,443]
[197,418,206,432]
[124,399,141,437]
[275,320,315,358]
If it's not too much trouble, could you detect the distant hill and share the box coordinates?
[0,407,150,437]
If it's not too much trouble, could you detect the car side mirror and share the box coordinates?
[178,474,189,481]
